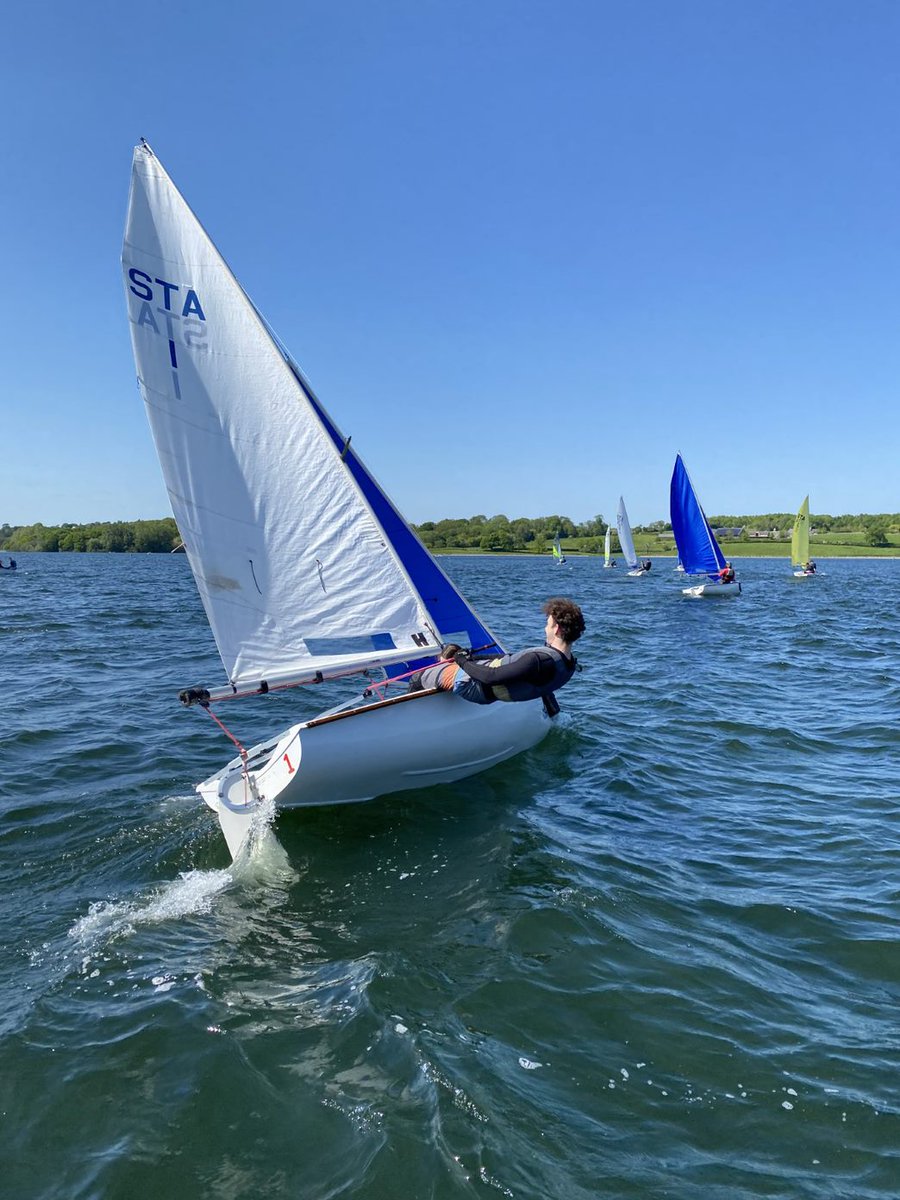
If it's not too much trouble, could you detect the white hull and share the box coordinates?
[682,581,741,599]
[792,570,816,578]
[626,568,646,577]
[198,689,552,857]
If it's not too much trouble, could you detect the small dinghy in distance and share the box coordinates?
[602,524,615,569]
[616,497,647,577]
[121,142,554,858]
[669,455,741,598]
[791,495,818,577]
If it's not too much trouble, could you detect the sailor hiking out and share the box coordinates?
[410,597,584,705]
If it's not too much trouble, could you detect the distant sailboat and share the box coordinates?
[603,524,615,568]
[791,495,817,577]
[669,455,740,598]
[122,142,556,858]
[552,537,567,565]
[616,497,646,577]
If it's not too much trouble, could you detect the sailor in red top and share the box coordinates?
[718,561,735,584]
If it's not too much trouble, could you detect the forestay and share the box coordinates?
[122,144,493,692]
[669,455,726,576]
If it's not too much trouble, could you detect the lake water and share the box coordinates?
[1,553,898,1199]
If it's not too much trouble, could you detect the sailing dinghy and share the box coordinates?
[603,524,615,568]
[121,142,554,858]
[552,537,567,565]
[669,455,740,598]
[616,497,646,576]
[791,495,817,577]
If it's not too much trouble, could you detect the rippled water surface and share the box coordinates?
[1,553,898,1199]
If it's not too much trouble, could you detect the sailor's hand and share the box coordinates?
[452,648,470,663]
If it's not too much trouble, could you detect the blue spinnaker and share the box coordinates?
[669,455,726,576]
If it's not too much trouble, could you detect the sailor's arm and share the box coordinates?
[454,649,552,687]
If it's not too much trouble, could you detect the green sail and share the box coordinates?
[791,495,810,567]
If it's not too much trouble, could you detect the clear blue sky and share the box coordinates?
[1,1,897,528]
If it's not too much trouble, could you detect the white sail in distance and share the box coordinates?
[616,497,639,569]
[122,144,438,690]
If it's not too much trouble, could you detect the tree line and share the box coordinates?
[413,512,899,552]
[0,520,181,553]
[1,511,897,554]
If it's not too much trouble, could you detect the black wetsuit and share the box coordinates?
[454,645,576,704]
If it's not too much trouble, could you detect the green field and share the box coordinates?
[433,537,899,559]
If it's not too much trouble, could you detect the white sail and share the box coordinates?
[603,525,611,566]
[122,144,437,689]
[616,497,639,569]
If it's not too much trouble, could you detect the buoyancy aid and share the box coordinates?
[484,646,577,703]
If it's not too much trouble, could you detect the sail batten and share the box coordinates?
[122,143,450,689]
[669,455,726,576]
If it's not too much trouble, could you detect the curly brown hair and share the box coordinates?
[543,597,585,644]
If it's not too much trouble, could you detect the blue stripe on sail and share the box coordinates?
[292,374,503,663]
[669,455,726,576]
[370,631,410,680]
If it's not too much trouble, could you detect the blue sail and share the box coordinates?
[669,455,726,576]
[284,361,504,667]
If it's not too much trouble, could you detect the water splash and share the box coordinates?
[228,791,297,887]
[68,868,233,953]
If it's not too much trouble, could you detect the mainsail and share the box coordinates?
[669,455,726,577]
[616,497,639,569]
[122,143,499,694]
[603,524,612,566]
[791,495,810,567]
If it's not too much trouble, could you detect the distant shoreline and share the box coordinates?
[431,552,900,560]
[2,550,898,560]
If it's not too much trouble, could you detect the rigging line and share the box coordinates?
[202,704,249,759]
[202,705,260,803]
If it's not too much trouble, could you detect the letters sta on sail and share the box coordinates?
[122,146,453,699]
